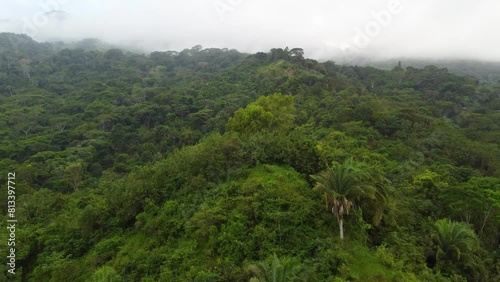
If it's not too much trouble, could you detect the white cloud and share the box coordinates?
[0,0,499,61]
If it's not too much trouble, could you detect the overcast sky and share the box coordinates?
[0,0,499,62]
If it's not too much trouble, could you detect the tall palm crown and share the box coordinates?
[311,158,388,239]
[433,218,479,262]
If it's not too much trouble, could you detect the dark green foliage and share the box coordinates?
[0,33,499,281]
[248,254,309,282]
[433,219,478,263]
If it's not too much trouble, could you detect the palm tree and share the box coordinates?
[433,219,479,263]
[248,254,308,282]
[311,158,388,239]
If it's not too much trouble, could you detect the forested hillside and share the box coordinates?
[0,33,499,281]
[363,58,500,84]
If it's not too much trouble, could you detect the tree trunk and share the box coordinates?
[479,207,492,239]
[339,218,344,240]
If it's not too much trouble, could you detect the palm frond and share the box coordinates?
[433,218,479,262]
[311,157,390,238]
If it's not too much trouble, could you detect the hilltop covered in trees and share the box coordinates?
[0,33,499,281]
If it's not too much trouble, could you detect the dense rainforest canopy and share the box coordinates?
[0,33,499,281]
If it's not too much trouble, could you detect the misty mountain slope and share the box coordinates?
[0,34,499,281]
[364,58,500,83]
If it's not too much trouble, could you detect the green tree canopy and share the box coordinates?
[311,158,389,239]
[227,93,295,134]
